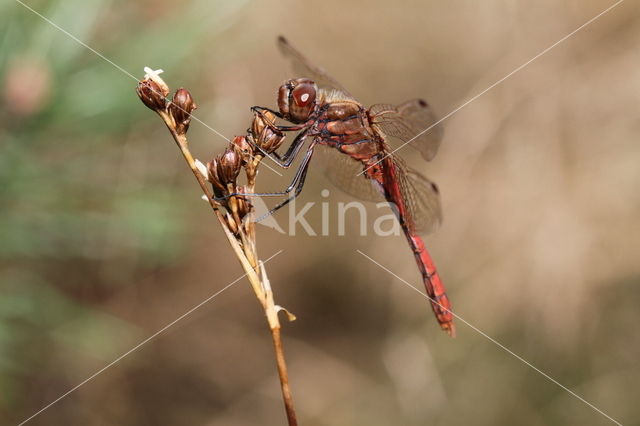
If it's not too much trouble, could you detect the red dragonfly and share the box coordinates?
[250,37,454,336]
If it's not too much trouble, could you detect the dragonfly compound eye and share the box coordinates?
[291,80,316,107]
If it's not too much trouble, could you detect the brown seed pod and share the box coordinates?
[251,110,276,136]
[232,135,252,160]
[136,79,167,112]
[218,146,242,183]
[169,88,197,134]
[206,157,227,197]
[207,145,242,196]
[259,128,286,153]
[252,111,285,154]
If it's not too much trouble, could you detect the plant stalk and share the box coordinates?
[157,110,298,425]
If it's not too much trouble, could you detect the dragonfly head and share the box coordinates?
[278,78,317,123]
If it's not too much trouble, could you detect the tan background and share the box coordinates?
[1,0,638,425]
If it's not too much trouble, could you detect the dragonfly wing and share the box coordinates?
[277,36,354,98]
[389,156,442,235]
[316,147,441,233]
[369,99,444,161]
[315,145,385,202]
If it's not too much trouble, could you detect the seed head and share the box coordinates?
[232,135,252,159]
[143,68,169,94]
[258,128,285,153]
[136,67,170,112]
[207,146,242,196]
[207,157,226,196]
[252,111,284,153]
[252,110,276,136]
[219,146,242,181]
[136,79,167,112]
[169,88,197,134]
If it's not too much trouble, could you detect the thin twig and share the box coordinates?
[261,262,298,425]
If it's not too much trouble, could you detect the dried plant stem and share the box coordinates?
[158,112,263,296]
[271,327,296,423]
[157,111,298,426]
[261,263,297,426]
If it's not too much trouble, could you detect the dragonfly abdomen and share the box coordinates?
[377,157,455,336]
[405,233,455,336]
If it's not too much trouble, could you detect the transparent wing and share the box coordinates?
[277,36,354,98]
[392,157,442,235]
[369,99,444,161]
[315,145,385,202]
[316,145,442,235]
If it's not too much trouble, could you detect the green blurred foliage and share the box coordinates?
[1,0,248,422]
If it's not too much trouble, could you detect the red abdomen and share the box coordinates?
[406,233,455,336]
[376,157,455,336]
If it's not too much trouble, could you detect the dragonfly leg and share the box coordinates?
[255,143,316,222]
[251,106,283,119]
[251,127,310,169]
[252,106,312,131]
[213,138,315,202]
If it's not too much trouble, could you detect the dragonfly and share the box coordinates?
[246,36,454,336]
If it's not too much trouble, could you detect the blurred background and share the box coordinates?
[1,0,639,424]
